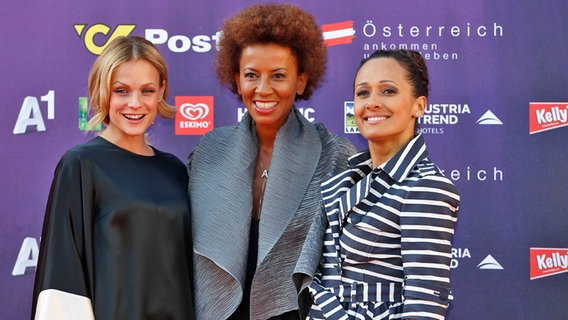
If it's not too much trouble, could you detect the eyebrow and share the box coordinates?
[112,81,158,86]
[242,67,288,72]
[355,79,398,87]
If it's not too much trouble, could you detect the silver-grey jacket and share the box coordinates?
[187,108,355,320]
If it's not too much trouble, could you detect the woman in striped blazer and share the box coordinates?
[301,50,460,319]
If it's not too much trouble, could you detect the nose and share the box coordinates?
[255,76,272,95]
[128,92,142,107]
[365,94,382,109]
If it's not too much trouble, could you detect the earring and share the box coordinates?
[415,112,419,117]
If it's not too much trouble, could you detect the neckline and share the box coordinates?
[96,136,158,158]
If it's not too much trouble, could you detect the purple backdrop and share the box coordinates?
[2,0,567,318]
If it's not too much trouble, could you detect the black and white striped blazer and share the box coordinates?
[307,134,459,320]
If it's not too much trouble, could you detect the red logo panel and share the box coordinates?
[175,96,214,135]
[529,102,568,134]
[530,247,568,280]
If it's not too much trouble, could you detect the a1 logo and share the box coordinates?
[13,90,55,135]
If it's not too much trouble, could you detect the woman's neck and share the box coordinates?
[99,129,154,156]
[368,135,413,168]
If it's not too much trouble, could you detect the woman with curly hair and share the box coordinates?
[187,3,356,320]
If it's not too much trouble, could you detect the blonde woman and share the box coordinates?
[32,36,194,320]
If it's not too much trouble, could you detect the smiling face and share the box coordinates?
[235,43,307,131]
[354,57,425,148]
[105,59,164,142]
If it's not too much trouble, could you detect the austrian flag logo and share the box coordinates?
[529,102,568,134]
[530,247,568,280]
[321,21,356,47]
[175,96,214,135]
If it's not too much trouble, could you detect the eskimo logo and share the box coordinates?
[74,24,136,55]
[180,103,209,121]
[175,96,214,136]
[477,254,504,270]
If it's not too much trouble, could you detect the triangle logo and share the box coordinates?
[476,110,503,125]
[477,254,504,270]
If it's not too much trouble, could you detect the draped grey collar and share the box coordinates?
[190,107,322,282]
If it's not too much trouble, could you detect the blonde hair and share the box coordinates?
[87,35,174,130]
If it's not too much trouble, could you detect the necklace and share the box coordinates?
[256,160,269,219]
[260,160,269,179]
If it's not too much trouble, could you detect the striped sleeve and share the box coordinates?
[400,173,459,319]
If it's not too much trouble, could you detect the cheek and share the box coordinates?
[237,82,254,97]
[150,100,161,113]
[353,102,364,117]
[108,99,120,113]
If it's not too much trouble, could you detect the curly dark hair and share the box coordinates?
[354,50,430,98]
[215,3,327,100]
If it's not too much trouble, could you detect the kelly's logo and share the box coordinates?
[74,24,136,55]
[529,102,568,134]
[530,247,568,280]
[175,96,214,135]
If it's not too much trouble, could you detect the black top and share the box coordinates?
[32,136,194,320]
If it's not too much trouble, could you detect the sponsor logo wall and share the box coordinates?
[1,1,567,318]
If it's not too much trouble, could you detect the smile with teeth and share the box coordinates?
[123,114,145,120]
[255,101,278,110]
[366,116,388,122]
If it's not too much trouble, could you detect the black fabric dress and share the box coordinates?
[32,136,194,320]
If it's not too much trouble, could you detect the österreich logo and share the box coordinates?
[175,96,214,135]
[321,21,356,47]
[530,247,568,280]
[529,102,568,134]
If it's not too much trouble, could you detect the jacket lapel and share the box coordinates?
[190,116,257,281]
[257,108,322,263]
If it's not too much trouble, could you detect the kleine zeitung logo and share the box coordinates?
[175,96,214,135]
